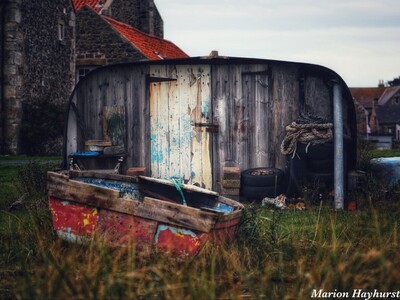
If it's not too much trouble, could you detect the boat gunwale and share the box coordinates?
[63,171,244,214]
[47,171,244,232]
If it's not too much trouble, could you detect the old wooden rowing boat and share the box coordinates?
[47,171,244,257]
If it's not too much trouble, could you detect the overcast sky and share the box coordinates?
[155,0,400,87]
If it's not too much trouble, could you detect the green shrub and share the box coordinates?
[19,98,65,155]
[356,134,375,170]
[16,161,59,211]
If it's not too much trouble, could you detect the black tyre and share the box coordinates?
[307,172,334,186]
[241,167,285,187]
[307,159,333,173]
[296,142,334,160]
[241,184,285,201]
[286,155,307,197]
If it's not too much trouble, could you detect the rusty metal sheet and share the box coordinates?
[97,209,158,248]
[154,224,209,256]
[49,197,98,242]
[211,218,242,243]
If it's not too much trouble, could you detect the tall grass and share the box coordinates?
[0,202,398,299]
[1,153,400,299]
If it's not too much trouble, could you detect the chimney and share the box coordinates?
[209,50,219,58]
[378,80,385,88]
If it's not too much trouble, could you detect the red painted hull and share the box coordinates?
[47,171,244,257]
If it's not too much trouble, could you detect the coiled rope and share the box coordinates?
[280,113,333,157]
[171,177,187,206]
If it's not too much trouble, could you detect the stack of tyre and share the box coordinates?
[240,167,286,201]
[296,141,344,188]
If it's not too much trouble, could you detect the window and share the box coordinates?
[77,67,94,83]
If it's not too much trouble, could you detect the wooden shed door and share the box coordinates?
[149,66,213,189]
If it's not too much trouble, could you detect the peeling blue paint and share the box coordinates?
[70,151,101,157]
[201,98,210,120]
[151,133,164,163]
[180,114,192,145]
[214,203,234,214]
[56,230,91,244]
[75,178,142,199]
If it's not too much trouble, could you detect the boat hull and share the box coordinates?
[47,171,244,257]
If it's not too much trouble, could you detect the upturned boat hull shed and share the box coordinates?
[64,56,357,192]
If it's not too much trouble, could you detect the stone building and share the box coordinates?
[0,0,76,154]
[74,5,187,83]
[0,0,187,154]
[375,85,400,140]
[351,82,400,143]
[72,0,164,38]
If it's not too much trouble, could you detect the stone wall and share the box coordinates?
[1,0,23,153]
[109,0,163,38]
[1,0,166,154]
[0,2,5,151]
[76,6,146,66]
[152,4,164,38]
[1,0,75,154]
[20,0,75,106]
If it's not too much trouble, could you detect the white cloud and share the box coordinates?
[156,0,400,86]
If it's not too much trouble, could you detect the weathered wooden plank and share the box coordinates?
[270,64,300,168]
[189,66,212,188]
[149,81,160,178]
[256,70,271,167]
[139,175,218,196]
[69,170,138,182]
[213,63,271,184]
[169,69,182,180]
[143,196,219,224]
[211,64,228,191]
[127,65,148,171]
[304,76,332,120]
[149,65,172,180]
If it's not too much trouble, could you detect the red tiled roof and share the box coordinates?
[350,87,385,109]
[72,0,104,12]
[102,16,188,60]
